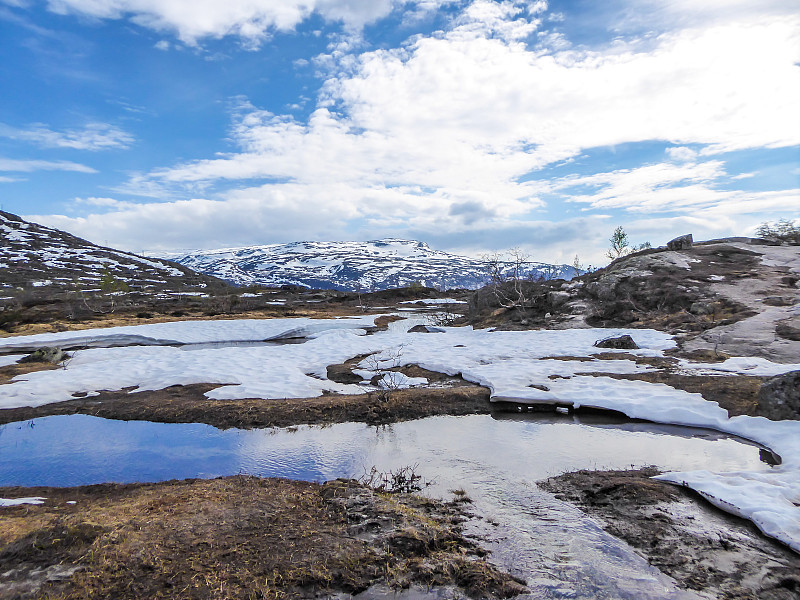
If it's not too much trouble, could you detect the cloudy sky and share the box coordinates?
[1,0,798,265]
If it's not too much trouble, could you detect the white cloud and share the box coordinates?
[665,146,697,163]
[0,175,24,182]
[129,7,799,207]
[0,122,134,151]
[556,160,800,216]
[43,0,453,46]
[0,158,96,173]
[154,39,170,50]
[35,0,800,264]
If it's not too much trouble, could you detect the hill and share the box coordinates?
[468,236,800,363]
[0,211,232,330]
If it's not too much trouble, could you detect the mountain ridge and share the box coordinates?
[163,238,580,291]
[0,211,224,302]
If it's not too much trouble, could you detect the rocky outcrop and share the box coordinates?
[757,371,800,420]
[407,324,445,333]
[19,347,69,364]
[667,234,693,250]
[594,335,639,349]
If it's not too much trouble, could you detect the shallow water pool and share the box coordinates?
[0,412,769,488]
[0,413,771,599]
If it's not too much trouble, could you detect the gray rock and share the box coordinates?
[776,321,800,342]
[757,371,800,420]
[690,302,712,315]
[593,334,639,349]
[548,291,571,307]
[19,346,69,364]
[667,234,693,250]
[407,324,445,333]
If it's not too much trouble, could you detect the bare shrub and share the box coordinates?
[756,219,800,244]
[359,464,432,494]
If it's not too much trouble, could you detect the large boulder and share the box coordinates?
[593,335,639,350]
[19,347,69,364]
[548,291,571,307]
[407,324,445,333]
[667,234,693,251]
[757,371,800,420]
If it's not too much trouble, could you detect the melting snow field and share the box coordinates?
[1,315,799,553]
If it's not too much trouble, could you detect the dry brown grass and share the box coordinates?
[0,477,524,600]
[0,305,389,339]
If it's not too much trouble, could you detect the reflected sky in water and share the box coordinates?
[0,413,769,489]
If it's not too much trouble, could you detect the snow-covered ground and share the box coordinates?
[399,298,467,305]
[1,315,799,551]
[0,497,46,507]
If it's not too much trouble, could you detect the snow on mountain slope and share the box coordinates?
[0,211,221,300]
[166,239,580,291]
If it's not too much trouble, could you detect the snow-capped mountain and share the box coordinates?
[165,239,580,291]
[0,211,221,300]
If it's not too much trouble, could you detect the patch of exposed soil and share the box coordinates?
[0,305,386,338]
[0,382,492,430]
[0,362,60,385]
[541,468,800,599]
[578,370,766,417]
[0,476,525,599]
[539,352,766,417]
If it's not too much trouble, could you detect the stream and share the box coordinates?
[0,412,772,599]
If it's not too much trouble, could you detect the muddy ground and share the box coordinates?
[0,360,496,429]
[541,468,800,600]
[0,382,492,430]
[0,477,525,600]
[541,351,768,417]
[0,285,467,338]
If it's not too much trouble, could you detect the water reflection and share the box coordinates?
[2,413,757,599]
[0,413,770,489]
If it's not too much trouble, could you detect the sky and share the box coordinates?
[1,0,798,266]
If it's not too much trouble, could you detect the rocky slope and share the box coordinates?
[0,211,232,330]
[470,236,800,363]
[164,239,579,291]
[0,211,221,299]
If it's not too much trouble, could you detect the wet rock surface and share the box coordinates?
[757,371,800,420]
[541,468,800,599]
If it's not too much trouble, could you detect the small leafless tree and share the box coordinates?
[482,247,538,310]
[756,219,800,244]
[363,344,407,402]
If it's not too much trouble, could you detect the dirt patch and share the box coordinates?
[0,382,492,430]
[538,352,766,417]
[577,371,766,417]
[0,305,389,338]
[541,468,800,599]
[0,476,525,599]
[0,362,60,385]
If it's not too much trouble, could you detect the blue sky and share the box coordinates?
[1,0,798,265]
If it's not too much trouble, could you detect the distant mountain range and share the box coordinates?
[164,239,580,291]
[0,211,221,301]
